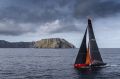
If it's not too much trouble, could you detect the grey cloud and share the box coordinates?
[0,0,75,23]
[0,0,120,22]
[74,0,120,18]
[0,21,36,35]
[51,21,79,33]
[0,0,119,36]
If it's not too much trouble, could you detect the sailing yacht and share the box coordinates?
[74,19,106,69]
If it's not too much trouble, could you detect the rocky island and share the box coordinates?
[34,38,75,48]
[0,38,75,48]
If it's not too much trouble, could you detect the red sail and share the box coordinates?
[85,45,91,65]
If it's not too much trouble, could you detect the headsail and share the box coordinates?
[87,19,104,65]
[75,29,87,64]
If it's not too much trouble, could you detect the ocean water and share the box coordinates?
[0,48,119,79]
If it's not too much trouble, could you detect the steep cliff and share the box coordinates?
[34,38,75,48]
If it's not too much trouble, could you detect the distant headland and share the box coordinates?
[0,38,75,48]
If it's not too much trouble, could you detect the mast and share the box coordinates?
[87,19,103,64]
[75,28,87,64]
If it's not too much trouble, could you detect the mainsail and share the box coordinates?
[88,19,104,65]
[74,19,105,68]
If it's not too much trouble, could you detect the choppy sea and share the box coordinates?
[0,48,119,79]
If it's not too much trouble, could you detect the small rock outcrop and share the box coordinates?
[0,40,34,48]
[34,38,75,48]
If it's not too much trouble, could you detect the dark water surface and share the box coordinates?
[0,48,119,79]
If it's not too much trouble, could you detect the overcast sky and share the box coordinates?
[0,0,120,48]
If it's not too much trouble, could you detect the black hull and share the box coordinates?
[90,63,107,67]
